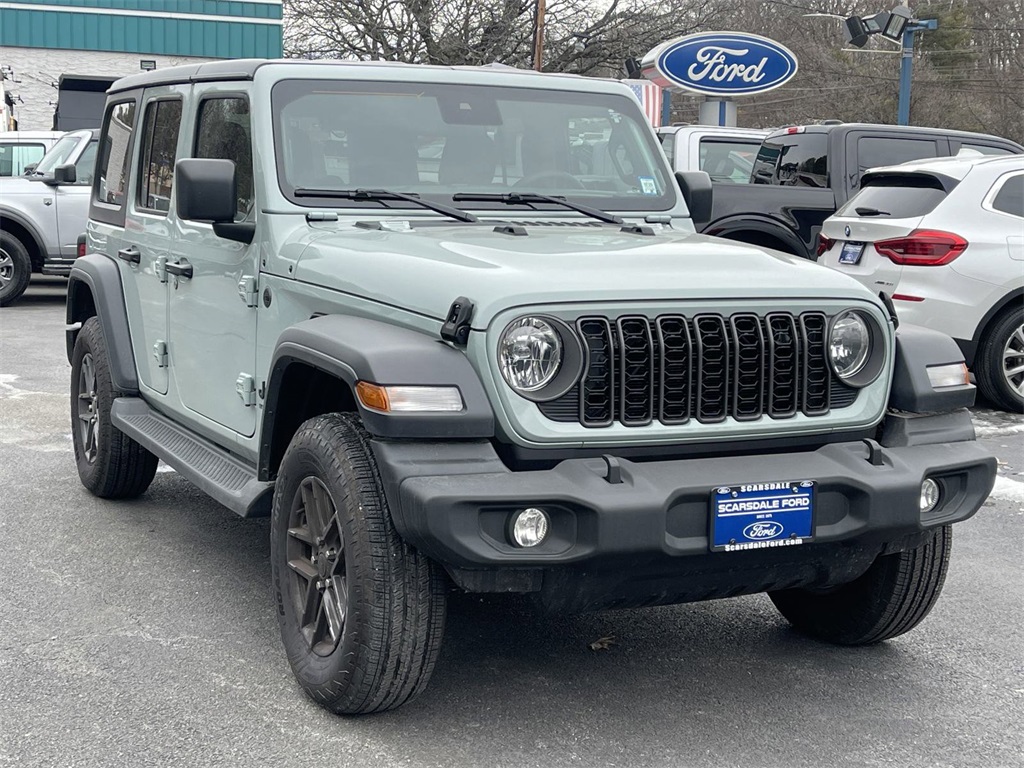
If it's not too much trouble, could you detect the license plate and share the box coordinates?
[838,241,865,265]
[710,481,814,552]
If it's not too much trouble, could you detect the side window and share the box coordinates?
[195,97,253,221]
[138,100,183,213]
[991,175,1024,218]
[958,143,1015,157]
[858,137,938,175]
[0,142,45,176]
[752,134,827,187]
[95,100,137,208]
[74,141,99,186]
[658,132,675,166]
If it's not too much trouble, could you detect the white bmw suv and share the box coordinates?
[820,155,1024,412]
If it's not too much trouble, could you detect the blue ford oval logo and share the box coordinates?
[743,521,784,540]
[646,32,798,96]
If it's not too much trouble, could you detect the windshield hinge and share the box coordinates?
[237,275,258,307]
[440,297,474,346]
[152,340,168,368]
[306,211,338,222]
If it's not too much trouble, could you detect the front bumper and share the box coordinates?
[372,416,995,608]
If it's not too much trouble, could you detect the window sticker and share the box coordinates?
[639,176,658,195]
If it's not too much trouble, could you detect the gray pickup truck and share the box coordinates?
[0,129,97,306]
[67,60,995,715]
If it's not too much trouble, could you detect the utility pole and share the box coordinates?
[533,0,546,71]
[897,19,938,125]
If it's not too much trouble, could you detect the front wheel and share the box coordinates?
[769,526,952,645]
[271,413,446,714]
[0,231,32,307]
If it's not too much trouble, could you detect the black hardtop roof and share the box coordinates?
[765,122,1024,150]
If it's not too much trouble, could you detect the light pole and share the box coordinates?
[533,0,546,71]
[897,19,938,125]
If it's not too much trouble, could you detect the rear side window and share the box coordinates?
[658,132,675,166]
[699,139,759,183]
[74,141,99,185]
[858,137,938,176]
[751,134,827,187]
[138,99,183,213]
[95,100,138,208]
[991,174,1024,218]
[837,181,948,219]
[195,97,253,221]
[0,142,45,176]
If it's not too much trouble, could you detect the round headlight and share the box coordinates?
[829,311,871,380]
[498,316,563,393]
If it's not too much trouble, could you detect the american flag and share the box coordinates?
[623,80,664,127]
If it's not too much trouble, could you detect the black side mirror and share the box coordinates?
[176,158,237,222]
[22,163,38,175]
[675,170,713,227]
[46,163,77,185]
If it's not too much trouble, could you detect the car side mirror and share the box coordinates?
[22,163,38,175]
[46,163,76,186]
[675,170,713,226]
[176,158,237,223]
[175,158,254,244]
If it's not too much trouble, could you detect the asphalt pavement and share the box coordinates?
[2,277,1022,768]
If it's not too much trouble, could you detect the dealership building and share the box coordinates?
[0,0,283,129]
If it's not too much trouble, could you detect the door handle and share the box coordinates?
[117,245,141,264]
[165,259,193,279]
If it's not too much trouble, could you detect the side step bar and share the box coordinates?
[111,398,273,517]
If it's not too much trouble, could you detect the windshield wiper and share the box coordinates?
[855,206,891,217]
[293,188,478,223]
[452,192,623,225]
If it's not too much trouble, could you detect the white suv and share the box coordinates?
[820,155,1024,411]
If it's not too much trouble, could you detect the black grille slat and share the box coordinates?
[694,315,729,423]
[766,313,799,418]
[800,312,831,416]
[617,317,655,425]
[577,318,615,426]
[550,311,851,427]
[656,315,692,424]
[730,314,764,421]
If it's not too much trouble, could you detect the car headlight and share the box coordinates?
[499,316,563,393]
[829,311,871,381]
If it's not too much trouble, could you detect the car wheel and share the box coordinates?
[975,307,1024,413]
[271,413,446,714]
[70,317,158,497]
[768,525,952,645]
[0,231,32,307]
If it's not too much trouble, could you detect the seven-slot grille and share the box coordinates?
[539,312,855,427]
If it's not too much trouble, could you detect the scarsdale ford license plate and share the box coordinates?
[710,481,814,552]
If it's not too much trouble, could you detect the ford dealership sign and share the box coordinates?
[642,32,799,96]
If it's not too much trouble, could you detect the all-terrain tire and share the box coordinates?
[769,525,953,645]
[271,413,446,714]
[70,317,158,497]
[974,306,1024,413]
[0,230,32,307]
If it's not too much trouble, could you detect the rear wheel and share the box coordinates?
[769,526,952,645]
[271,413,446,714]
[0,231,32,307]
[975,307,1024,412]
[70,317,158,498]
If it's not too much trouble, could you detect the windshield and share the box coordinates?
[272,79,674,212]
[34,135,82,174]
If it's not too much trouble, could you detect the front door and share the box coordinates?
[54,138,98,259]
[167,88,259,437]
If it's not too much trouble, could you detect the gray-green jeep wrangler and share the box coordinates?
[67,59,996,715]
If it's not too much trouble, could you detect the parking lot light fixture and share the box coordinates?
[882,5,913,42]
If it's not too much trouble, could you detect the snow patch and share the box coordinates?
[989,475,1024,505]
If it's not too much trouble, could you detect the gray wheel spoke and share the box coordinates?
[288,557,317,582]
[299,481,325,541]
[322,581,345,643]
[287,525,314,545]
[300,579,321,627]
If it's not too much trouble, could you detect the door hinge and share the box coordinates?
[155,256,168,283]
[153,340,168,368]
[235,373,257,406]
[237,275,258,307]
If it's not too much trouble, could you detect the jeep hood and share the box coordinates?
[291,222,878,326]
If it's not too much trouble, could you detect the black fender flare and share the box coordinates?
[703,215,809,259]
[0,205,48,263]
[66,254,139,394]
[261,315,495,473]
[889,323,974,413]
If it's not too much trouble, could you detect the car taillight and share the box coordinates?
[817,233,834,258]
[76,234,87,258]
[873,229,967,266]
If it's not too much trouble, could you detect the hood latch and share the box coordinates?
[440,297,474,346]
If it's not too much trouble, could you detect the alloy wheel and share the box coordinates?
[286,476,348,656]
[0,248,13,289]
[76,352,100,463]
[1002,321,1024,399]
